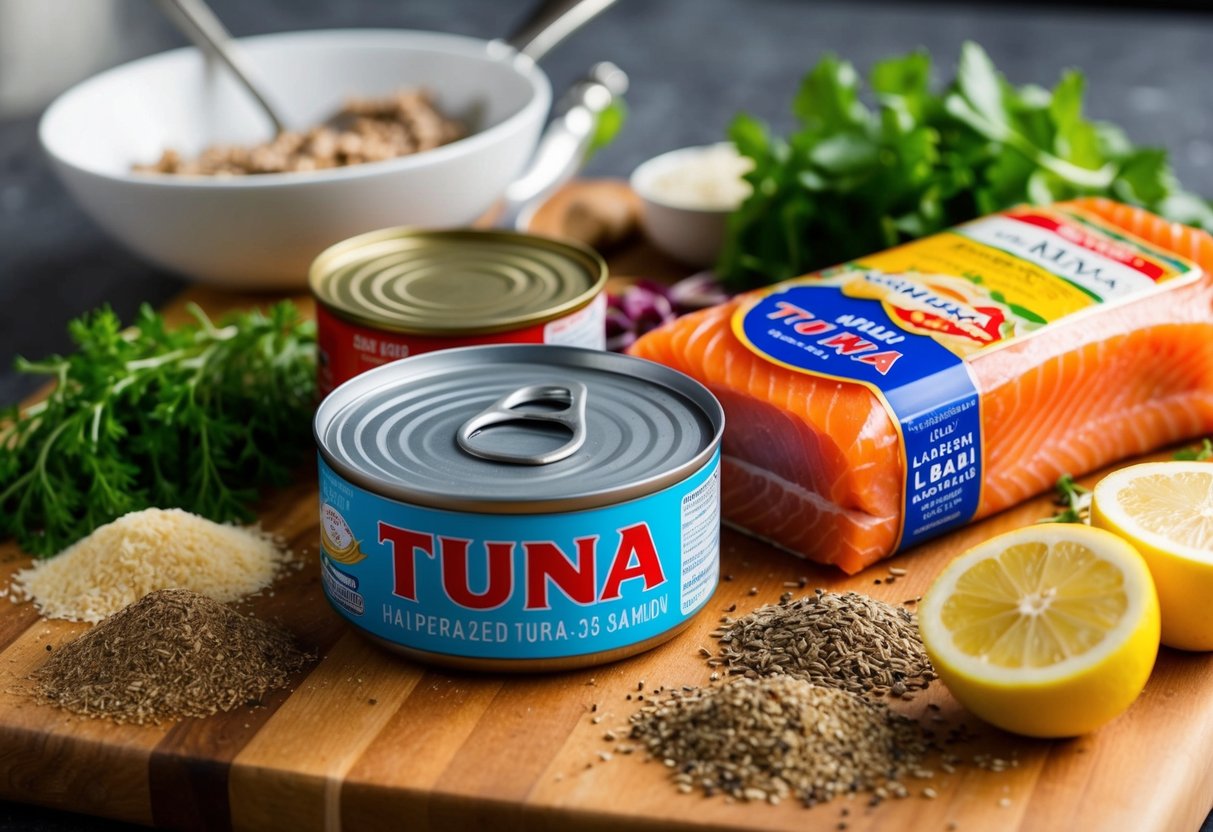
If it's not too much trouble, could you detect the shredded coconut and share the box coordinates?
[13,508,292,622]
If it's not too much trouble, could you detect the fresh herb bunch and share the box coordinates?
[719,42,1213,290]
[1041,442,1210,524]
[589,99,628,159]
[1039,474,1092,525]
[0,302,316,556]
[1174,438,1213,461]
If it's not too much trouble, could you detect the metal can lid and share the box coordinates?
[314,345,724,514]
[310,228,607,336]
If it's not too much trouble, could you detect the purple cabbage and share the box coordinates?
[605,272,731,352]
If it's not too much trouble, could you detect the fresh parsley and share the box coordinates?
[0,302,316,556]
[1174,438,1213,461]
[588,99,628,160]
[1039,473,1092,525]
[718,42,1213,290]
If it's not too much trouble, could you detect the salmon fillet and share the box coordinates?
[630,199,1213,573]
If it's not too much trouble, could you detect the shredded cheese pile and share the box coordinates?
[13,508,292,622]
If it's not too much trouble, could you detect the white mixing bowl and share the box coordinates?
[39,29,551,289]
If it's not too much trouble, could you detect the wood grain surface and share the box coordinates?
[0,181,1210,832]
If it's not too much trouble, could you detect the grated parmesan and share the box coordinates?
[13,508,293,622]
[645,144,753,211]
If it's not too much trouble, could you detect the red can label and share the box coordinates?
[317,293,607,397]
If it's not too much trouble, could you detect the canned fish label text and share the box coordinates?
[318,451,720,660]
[316,294,607,396]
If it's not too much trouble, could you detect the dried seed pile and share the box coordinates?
[627,676,928,806]
[33,589,311,724]
[710,590,935,698]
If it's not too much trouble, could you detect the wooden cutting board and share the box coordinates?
[2,181,1212,832]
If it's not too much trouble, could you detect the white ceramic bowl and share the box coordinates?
[39,30,551,289]
[629,143,750,269]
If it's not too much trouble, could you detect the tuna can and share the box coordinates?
[313,344,724,671]
[311,228,608,396]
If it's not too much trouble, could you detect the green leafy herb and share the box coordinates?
[718,42,1213,290]
[1174,438,1213,461]
[588,99,628,160]
[1039,473,1092,525]
[0,302,316,556]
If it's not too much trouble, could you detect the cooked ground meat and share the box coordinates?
[134,89,466,176]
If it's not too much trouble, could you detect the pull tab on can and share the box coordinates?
[457,381,588,465]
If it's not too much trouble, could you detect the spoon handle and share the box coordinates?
[153,0,287,135]
[505,0,618,63]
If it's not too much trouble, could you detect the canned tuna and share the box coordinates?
[311,229,608,396]
[313,345,725,671]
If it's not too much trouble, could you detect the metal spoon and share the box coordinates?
[505,0,619,62]
[153,0,618,137]
[152,0,287,135]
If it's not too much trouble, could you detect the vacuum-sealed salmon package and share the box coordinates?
[631,199,1213,573]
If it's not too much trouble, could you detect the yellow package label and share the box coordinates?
[831,205,1199,357]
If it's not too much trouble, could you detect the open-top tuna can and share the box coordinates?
[311,228,608,396]
[313,345,724,671]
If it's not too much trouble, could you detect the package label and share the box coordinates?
[734,206,1199,550]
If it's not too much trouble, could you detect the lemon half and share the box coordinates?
[1092,460,1213,650]
[919,525,1159,738]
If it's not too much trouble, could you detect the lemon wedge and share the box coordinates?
[1092,460,1213,650]
[918,525,1159,737]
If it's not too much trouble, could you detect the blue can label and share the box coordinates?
[321,559,366,616]
[317,450,721,660]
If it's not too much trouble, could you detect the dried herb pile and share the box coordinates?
[34,589,311,724]
[710,590,936,698]
[628,676,928,806]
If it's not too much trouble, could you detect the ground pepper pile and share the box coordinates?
[627,676,929,806]
[34,589,311,724]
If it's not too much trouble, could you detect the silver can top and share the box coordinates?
[314,345,724,513]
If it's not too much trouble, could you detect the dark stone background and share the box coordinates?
[0,0,1211,828]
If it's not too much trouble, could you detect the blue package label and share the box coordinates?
[730,207,1204,553]
[317,450,721,660]
[734,280,982,551]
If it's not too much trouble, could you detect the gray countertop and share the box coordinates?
[1,0,1212,829]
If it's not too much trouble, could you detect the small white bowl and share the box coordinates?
[629,143,751,268]
[39,30,551,289]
